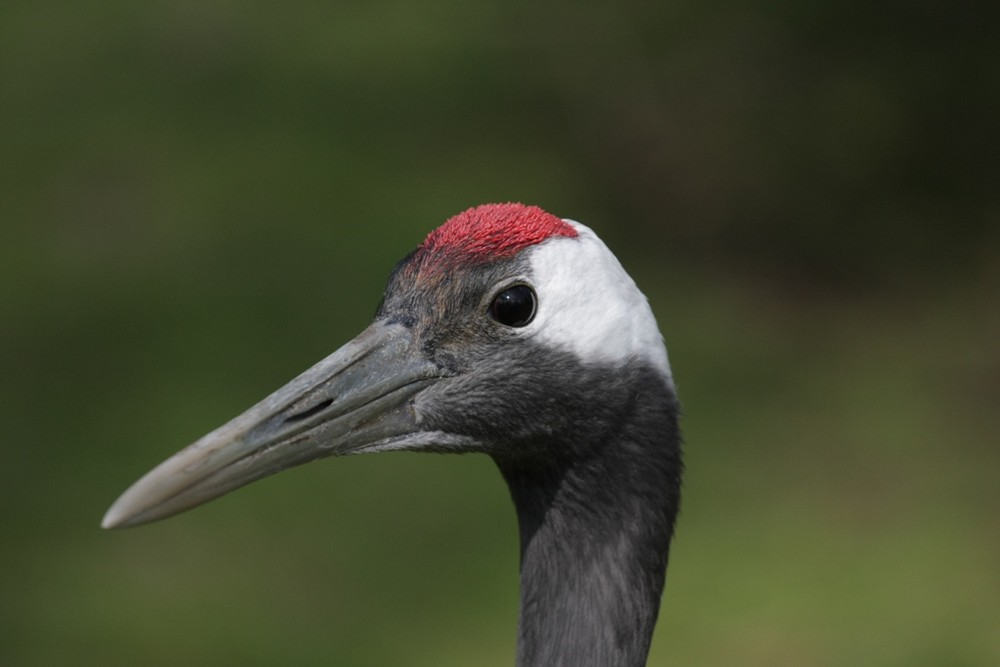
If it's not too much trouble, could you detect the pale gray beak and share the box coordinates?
[102,320,442,529]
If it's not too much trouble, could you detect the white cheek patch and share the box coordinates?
[525,220,672,382]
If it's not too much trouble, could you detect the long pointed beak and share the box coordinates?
[102,321,442,529]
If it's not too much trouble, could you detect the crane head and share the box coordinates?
[102,203,671,529]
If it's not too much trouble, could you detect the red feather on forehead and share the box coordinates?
[420,203,577,261]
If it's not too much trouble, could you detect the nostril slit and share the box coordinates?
[284,398,334,424]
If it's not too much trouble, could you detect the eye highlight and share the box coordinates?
[490,284,537,327]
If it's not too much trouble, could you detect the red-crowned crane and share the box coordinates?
[103,203,683,667]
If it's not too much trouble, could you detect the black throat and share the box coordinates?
[494,368,682,667]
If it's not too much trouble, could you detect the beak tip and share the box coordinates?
[101,495,145,530]
[101,504,126,530]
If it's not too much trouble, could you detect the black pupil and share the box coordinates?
[491,285,536,327]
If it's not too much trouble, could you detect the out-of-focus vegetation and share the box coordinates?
[2,1,997,665]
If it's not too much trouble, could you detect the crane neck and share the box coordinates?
[496,374,681,667]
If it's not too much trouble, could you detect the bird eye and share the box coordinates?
[490,285,537,327]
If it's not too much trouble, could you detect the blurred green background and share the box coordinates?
[2,1,998,665]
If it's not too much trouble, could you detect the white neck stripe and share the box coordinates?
[523,220,672,382]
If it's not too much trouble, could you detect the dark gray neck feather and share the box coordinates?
[495,371,681,667]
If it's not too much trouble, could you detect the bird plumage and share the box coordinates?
[103,203,682,667]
